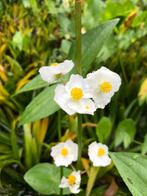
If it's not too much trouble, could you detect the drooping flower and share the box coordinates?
[39,60,74,84]
[86,66,121,109]
[88,142,111,167]
[50,140,78,167]
[54,74,96,115]
[59,170,81,194]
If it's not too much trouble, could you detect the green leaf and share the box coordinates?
[69,19,119,75]
[24,163,72,195]
[5,55,23,79]
[110,152,147,196]
[114,119,136,148]
[12,31,24,51]
[15,75,48,95]
[20,85,59,124]
[96,117,112,143]
[86,166,100,196]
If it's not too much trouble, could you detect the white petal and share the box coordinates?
[54,84,75,115]
[92,155,111,167]
[68,99,96,115]
[65,140,78,161]
[69,185,80,194]
[59,177,68,188]
[54,156,72,167]
[92,92,112,109]
[39,66,56,83]
[65,74,84,91]
[65,74,92,98]
[58,60,74,74]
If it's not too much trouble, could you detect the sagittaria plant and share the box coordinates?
[21,1,147,196]
[24,1,121,195]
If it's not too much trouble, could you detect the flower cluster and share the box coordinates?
[50,140,111,194]
[39,60,121,115]
[39,60,121,194]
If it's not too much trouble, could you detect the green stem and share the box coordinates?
[58,111,63,196]
[77,114,82,169]
[75,0,82,75]
[75,0,82,169]
[58,110,61,140]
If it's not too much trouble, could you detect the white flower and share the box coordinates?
[50,140,78,167]
[86,66,121,109]
[88,142,111,167]
[59,171,81,194]
[54,74,96,115]
[39,60,74,84]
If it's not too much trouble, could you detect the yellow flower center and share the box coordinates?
[71,87,83,101]
[61,148,69,156]
[97,148,105,157]
[100,82,112,93]
[68,175,76,185]
[51,63,59,67]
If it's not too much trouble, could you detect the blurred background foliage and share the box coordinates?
[0,0,147,195]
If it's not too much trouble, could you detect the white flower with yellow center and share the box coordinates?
[50,140,78,167]
[88,142,111,167]
[54,74,96,115]
[86,66,121,109]
[39,60,74,84]
[59,171,81,194]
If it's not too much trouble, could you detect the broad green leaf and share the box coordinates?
[69,19,119,75]
[114,119,136,148]
[110,152,147,196]
[96,117,112,143]
[20,85,59,124]
[15,75,48,95]
[24,163,72,195]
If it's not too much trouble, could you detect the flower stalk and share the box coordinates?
[58,110,63,196]
[75,0,82,75]
[75,0,82,169]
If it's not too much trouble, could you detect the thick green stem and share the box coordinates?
[75,0,82,75]
[75,0,82,169]
[58,110,61,140]
[77,114,82,168]
[58,111,63,196]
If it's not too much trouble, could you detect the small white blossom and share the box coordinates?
[50,140,78,167]
[59,171,81,194]
[86,66,121,109]
[39,60,74,84]
[88,142,111,167]
[54,74,96,115]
